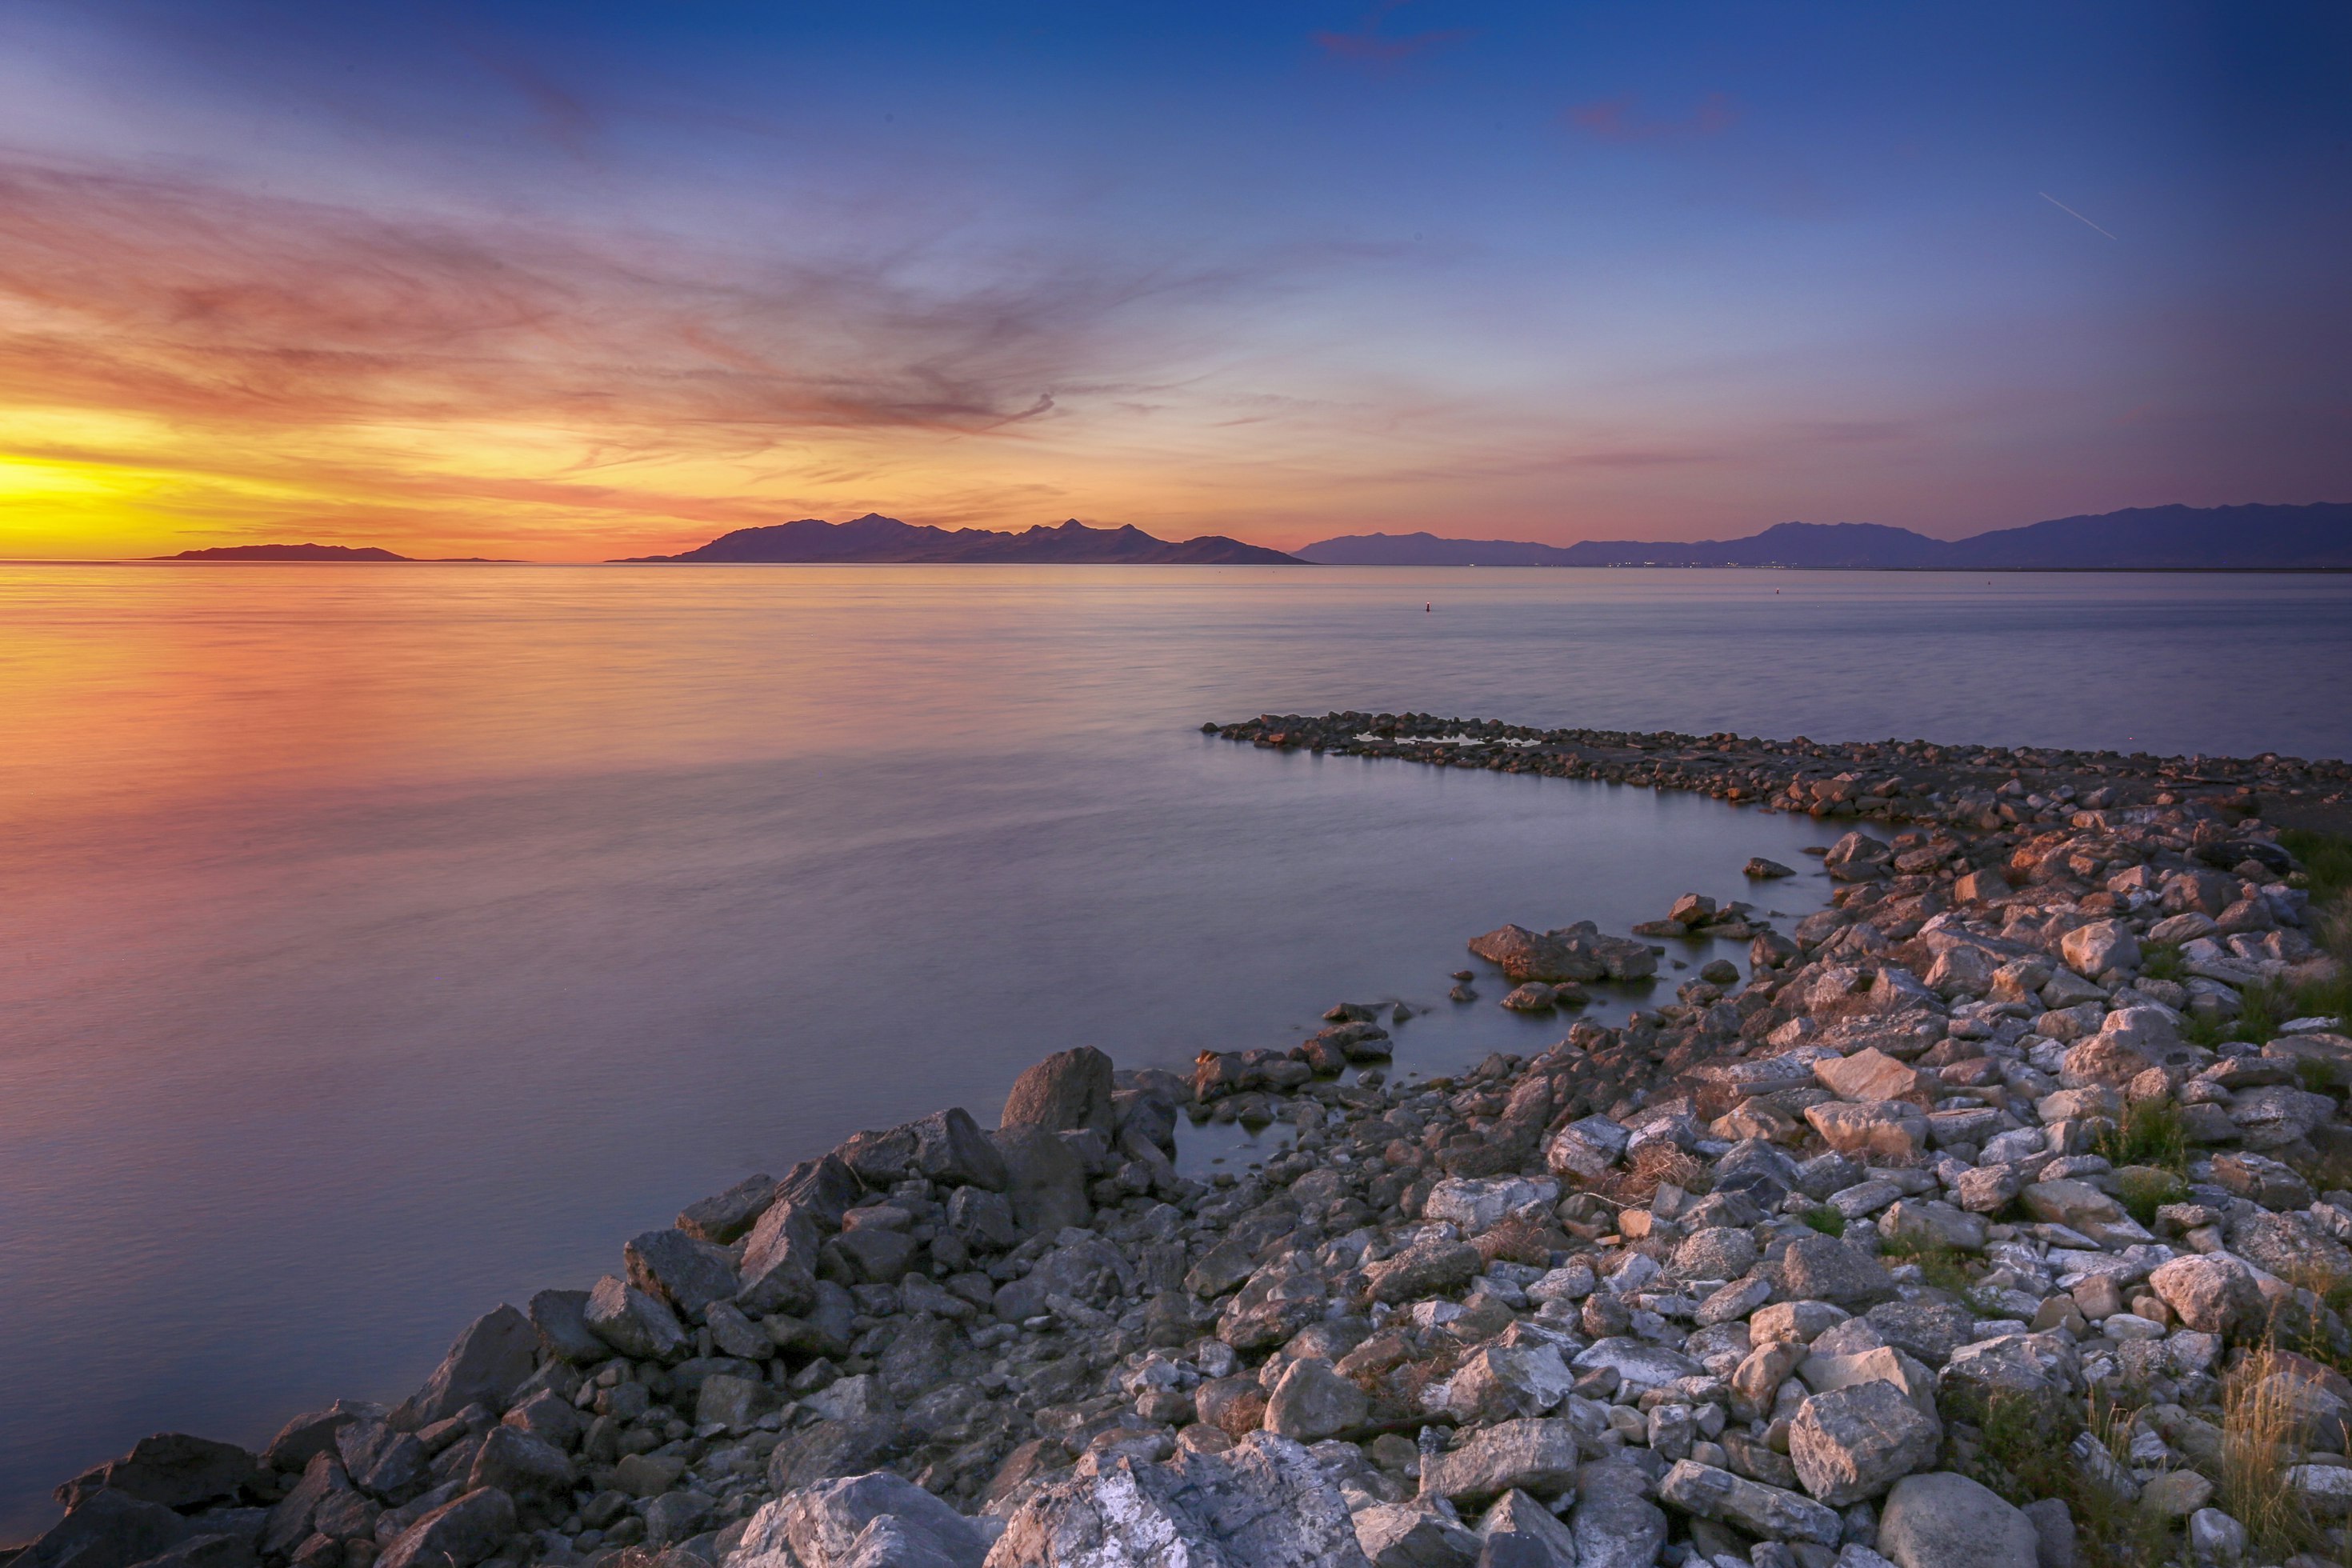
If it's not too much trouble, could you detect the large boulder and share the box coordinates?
[2147,1254,2265,1335]
[1777,1234,1898,1309]
[984,1433,1367,1567]
[1877,1473,2039,1568]
[583,1274,690,1360]
[676,1171,778,1244]
[913,1108,1010,1190]
[1568,1463,1665,1568]
[994,1126,1092,1236]
[526,1290,610,1364]
[736,1200,823,1315]
[624,1228,742,1322]
[1263,1358,1369,1442]
[2059,922,2139,978]
[54,1434,256,1512]
[374,1486,518,1568]
[465,1425,575,1498]
[393,1306,538,1427]
[739,1470,990,1568]
[1364,1238,1482,1304]
[1789,1382,1941,1505]
[1351,1502,1479,1568]
[1422,1421,1582,1505]
[20,1489,198,1568]
[1001,1047,1118,1138]
[1657,1460,1840,1544]
[1478,1490,1578,1568]
[263,1452,350,1558]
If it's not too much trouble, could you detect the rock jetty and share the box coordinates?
[14,723,2352,1568]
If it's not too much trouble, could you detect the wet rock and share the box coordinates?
[1746,858,1796,879]
[1876,1474,2038,1568]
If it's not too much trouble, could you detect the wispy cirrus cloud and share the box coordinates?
[1311,2,1473,70]
[1562,92,1739,143]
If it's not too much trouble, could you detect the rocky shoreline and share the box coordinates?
[14,717,2352,1568]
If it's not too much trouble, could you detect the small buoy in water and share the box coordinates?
[1425,602,1432,612]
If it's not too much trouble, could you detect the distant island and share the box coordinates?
[157,543,514,562]
[1297,502,2352,570]
[616,514,1298,565]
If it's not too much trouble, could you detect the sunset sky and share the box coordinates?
[2,2,2347,561]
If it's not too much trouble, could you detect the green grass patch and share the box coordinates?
[1963,1393,2175,1568]
[2140,941,2186,982]
[2281,826,2352,906]
[1800,1205,1846,1238]
[1878,1234,1974,1295]
[2093,1098,2189,1174]
[2111,1165,2188,1226]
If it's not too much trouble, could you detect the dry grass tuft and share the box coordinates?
[2221,1345,2317,1562]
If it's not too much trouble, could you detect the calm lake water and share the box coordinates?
[2,564,2348,1538]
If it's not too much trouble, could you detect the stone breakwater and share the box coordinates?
[1207,712,2352,830]
[11,724,2352,1568]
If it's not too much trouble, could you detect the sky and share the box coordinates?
[1,1,2348,561]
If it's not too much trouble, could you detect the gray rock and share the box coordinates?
[262,1405,374,1474]
[1447,1342,1577,1423]
[2186,1506,2244,1568]
[1476,1490,1578,1568]
[1353,1502,1479,1568]
[584,1273,690,1360]
[984,1433,1367,1568]
[1366,1238,1482,1305]
[626,1228,743,1322]
[393,1306,539,1428]
[2021,1498,2074,1568]
[1570,1463,1666,1568]
[677,1172,778,1244]
[736,1200,824,1315]
[1573,1338,1703,1389]
[527,1289,610,1365]
[374,1486,518,1568]
[55,1434,256,1512]
[912,1108,1010,1191]
[993,1126,1091,1237]
[20,1491,197,1568]
[335,1419,430,1504]
[263,1454,350,1558]
[775,1154,863,1230]
[1001,1047,1118,1138]
[465,1425,574,1498]
[1778,1236,1898,1310]
[1266,1358,1370,1442]
[500,1390,582,1452]
[1657,1461,1842,1545]
[1674,1228,1760,1281]
[1423,1421,1582,1504]
[705,1299,771,1362]
[1789,1384,1941,1506]
[1876,1474,2038,1568]
[646,1490,718,1549]
[1936,1336,2077,1419]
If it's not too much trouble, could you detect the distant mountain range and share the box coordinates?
[1296,503,2352,570]
[158,543,510,562]
[618,514,1298,565]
